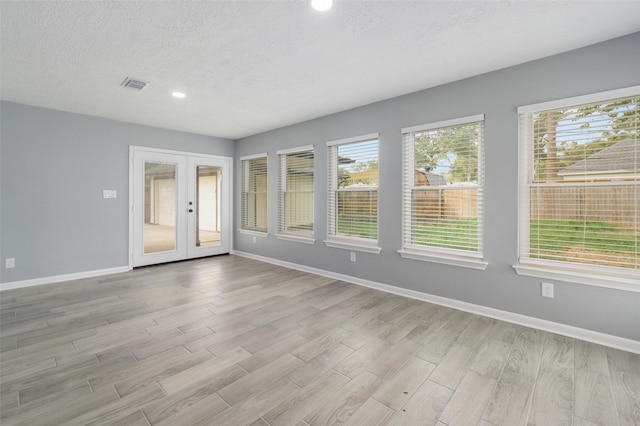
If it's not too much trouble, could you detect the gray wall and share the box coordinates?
[235,32,640,341]
[0,102,234,283]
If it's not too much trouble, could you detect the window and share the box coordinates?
[277,146,314,243]
[516,86,639,290]
[326,133,381,253]
[399,115,487,269]
[240,153,268,234]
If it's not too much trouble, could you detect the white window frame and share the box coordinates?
[514,85,640,292]
[398,114,488,270]
[324,133,381,254]
[276,145,315,244]
[239,153,269,237]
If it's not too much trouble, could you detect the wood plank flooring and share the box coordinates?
[1,255,638,425]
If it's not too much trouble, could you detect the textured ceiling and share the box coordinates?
[2,1,639,140]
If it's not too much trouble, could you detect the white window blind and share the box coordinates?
[241,154,268,233]
[401,115,485,264]
[327,134,379,246]
[518,88,639,284]
[278,146,314,239]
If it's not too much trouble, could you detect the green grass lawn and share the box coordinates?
[337,217,378,239]
[412,218,479,251]
[338,215,637,267]
[530,220,638,262]
[413,218,637,265]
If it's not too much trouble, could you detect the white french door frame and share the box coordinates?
[128,146,233,269]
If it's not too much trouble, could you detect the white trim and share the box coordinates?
[0,266,130,291]
[241,155,268,234]
[276,234,316,245]
[129,147,233,267]
[513,263,639,293]
[402,119,485,265]
[129,145,232,162]
[402,113,485,134]
[238,229,269,238]
[516,89,639,293]
[517,112,532,283]
[276,145,314,155]
[398,249,488,270]
[326,132,379,147]
[517,85,640,114]
[278,147,315,238]
[335,186,379,192]
[231,251,640,354]
[323,239,382,254]
[129,147,135,270]
[239,152,268,161]
[529,180,638,188]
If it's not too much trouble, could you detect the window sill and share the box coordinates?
[513,263,640,293]
[324,239,382,254]
[276,234,315,245]
[238,229,269,238]
[398,249,488,270]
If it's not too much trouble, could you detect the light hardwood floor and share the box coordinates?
[1,255,638,425]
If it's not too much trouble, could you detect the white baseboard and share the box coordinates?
[232,250,640,354]
[0,266,131,291]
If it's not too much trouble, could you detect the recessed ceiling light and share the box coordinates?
[172,91,186,99]
[311,0,333,12]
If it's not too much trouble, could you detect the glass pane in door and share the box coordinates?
[144,162,177,253]
[196,165,222,247]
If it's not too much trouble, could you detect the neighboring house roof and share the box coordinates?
[336,155,356,181]
[338,156,355,165]
[415,168,447,186]
[558,139,638,176]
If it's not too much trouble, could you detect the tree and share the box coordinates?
[544,111,560,180]
[533,97,638,181]
[339,160,378,187]
[351,159,378,174]
[414,124,479,183]
[574,98,637,142]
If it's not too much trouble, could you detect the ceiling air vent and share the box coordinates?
[121,77,149,91]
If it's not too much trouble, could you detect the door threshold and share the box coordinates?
[133,253,230,269]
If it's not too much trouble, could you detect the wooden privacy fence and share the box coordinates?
[411,188,478,223]
[530,185,638,227]
[337,186,638,227]
[337,190,378,219]
[336,188,478,222]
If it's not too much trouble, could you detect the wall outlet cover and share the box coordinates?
[541,282,554,298]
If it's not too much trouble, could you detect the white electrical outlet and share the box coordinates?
[253,236,257,244]
[103,190,117,199]
[350,252,356,262]
[5,258,15,269]
[541,282,554,298]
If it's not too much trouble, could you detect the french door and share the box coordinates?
[130,147,231,267]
